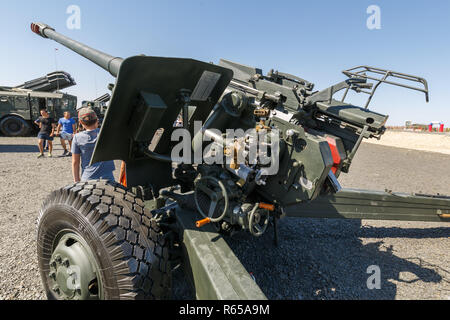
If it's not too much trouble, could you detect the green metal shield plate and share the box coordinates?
[91,56,233,165]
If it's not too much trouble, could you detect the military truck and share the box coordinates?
[75,93,111,132]
[0,72,77,137]
[80,93,110,118]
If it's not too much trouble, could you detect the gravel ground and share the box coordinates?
[0,137,449,300]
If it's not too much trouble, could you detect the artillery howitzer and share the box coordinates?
[32,22,449,300]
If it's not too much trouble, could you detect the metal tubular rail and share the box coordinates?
[342,66,429,107]
[31,22,123,77]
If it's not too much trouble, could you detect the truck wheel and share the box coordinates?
[37,180,172,300]
[0,116,31,136]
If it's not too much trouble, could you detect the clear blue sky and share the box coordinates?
[1,0,449,125]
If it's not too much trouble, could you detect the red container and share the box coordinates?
[439,124,444,132]
[429,124,433,132]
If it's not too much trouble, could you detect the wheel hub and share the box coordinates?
[7,122,19,131]
[49,233,101,300]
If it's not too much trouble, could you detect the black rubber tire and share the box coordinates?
[37,179,172,300]
[0,116,31,137]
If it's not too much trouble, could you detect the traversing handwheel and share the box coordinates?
[194,176,229,223]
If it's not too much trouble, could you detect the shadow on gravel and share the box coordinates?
[172,266,196,300]
[224,218,446,300]
[0,144,39,153]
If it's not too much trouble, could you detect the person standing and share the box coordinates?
[71,107,115,182]
[55,111,76,156]
[35,109,56,158]
[34,117,48,150]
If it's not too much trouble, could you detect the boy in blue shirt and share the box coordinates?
[71,107,115,182]
[55,111,77,156]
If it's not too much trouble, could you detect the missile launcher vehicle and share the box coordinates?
[0,71,77,136]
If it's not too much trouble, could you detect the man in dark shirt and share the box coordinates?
[35,108,56,158]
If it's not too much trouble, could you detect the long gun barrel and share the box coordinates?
[31,22,123,77]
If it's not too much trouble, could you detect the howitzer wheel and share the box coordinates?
[37,179,172,300]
